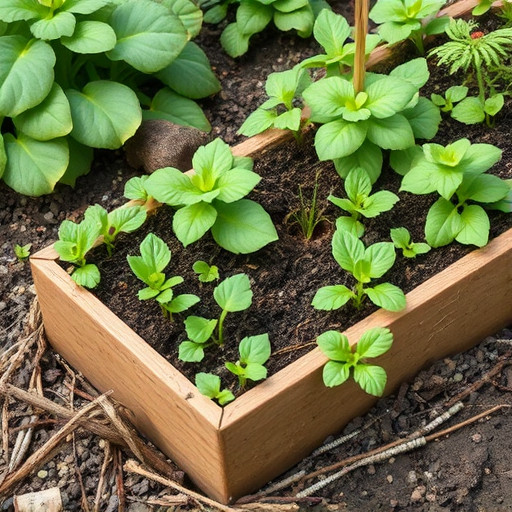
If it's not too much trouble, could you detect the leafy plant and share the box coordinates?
[127,233,199,319]
[398,139,510,247]
[390,227,431,258]
[316,327,392,396]
[302,58,441,182]
[195,372,234,405]
[0,0,220,196]
[329,167,399,237]
[369,0,450,55]
[299,9,381,76]
[144,138,278,254]
[54,215,101,289]
[85,204,147,256]
[193,260,220,282]
[430,85,468,112]
[201,0,329,58]
[179,315,219,362]
[225,333,271,388]
[450,93,505,127]
[14,243,32,261]
[238,65,311,140]
[312,229,406,312]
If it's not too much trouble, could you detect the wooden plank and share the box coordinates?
[30,258,228,502]
[219,228,512,499]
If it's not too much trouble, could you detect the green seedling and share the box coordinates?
[85,204,147,256]
[369,0,450,55]
[179,316,219,362]
[390,227,431,258]
[329,167,399,237]
[124,176,150,202]
[145,138,278,254]
[398,139,510,247]
[300,9,381,76]
[312,229,406,312]
[430,86,469,113]
[193,260,219,282]
[302,58,440,182]
[54,215,101,289]
[450,94,505,128]
[317,327,392,396]
[14,243,32,261]
[195,372,234,406]
[225,333,271,388]
[127,233,199,320]
[238,65,311,141]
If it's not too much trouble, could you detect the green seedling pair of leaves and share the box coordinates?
[317,327,393,396]
[395,138,510,247]
[145,138,278,254]
[302,58,441,183]
[238,65,311,139]
[390,227,430,258]
[193,260,219,282]
[195,372,234,406]
[329,167,399,237]
[179,273,253,362]
[312,229,406,312]
[369,0,450,55]
[127,233,199,320]
[14,243,32,261]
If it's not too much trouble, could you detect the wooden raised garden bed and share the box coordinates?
[30,0,512,504]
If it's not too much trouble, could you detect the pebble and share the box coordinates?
[0,265,7,275]
[43,211,54,222]
[453,372,464,382]
[367,464,376,475]
[37,470,48,478]
[411,487,425,502]
[387,474,394,483]
[390,499,399,508]
[471,433,482,443]
[0,302,6,312]
[407,470,418,485]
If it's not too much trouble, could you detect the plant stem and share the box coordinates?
[353,0,369,93]
[412,31,425,55]
[217,309,228,345]
[353,280,365,309]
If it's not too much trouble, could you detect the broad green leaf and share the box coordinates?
[3,133,68,196]
[203,4,228,23]
[179,341,205,362]
[409,242,431,256]
[67,81,141,149]
[273,5,314,34]
[124,175,149,201]
[239,333,271,365]
[459,143,502,175]
[273,108,302,131]
[333,141,382,184]
[365,283,406,311]
[365,76,417,119]
[389,145,423,176]
[425,139,470,167]
[356,327,393,358]
[273,0,309,13]
[192,260,219,282]
[329,195,358,214]
[317,330,351,361]
[54,240,78,262]
[312,285,354,310]
[303,77,354,123]
[378,21,415,44]
[238,108,278,137]
[236,0,273,35]
[60,0,110,14]
[185,316,218,344]
[323,361,350,387]
[214,273,252,312]
[0,0,45,22]
[362,191,399,218]
[390,227,411,249]
[313,9,351,56]
[0,36,56,117]
[457,173,509,204]
[166,294,200,313]
[60,20,116,53]
[216,389,235,405]
[353,364,387,396]
[144,88,211,132]
[13,83,72,141]
[332,229,364,273]
[389,57,429,89]
[195,372,221,397]
[345,167,371,202]
[0,134,6,179]
[173,202,218,246]
[30,11,76,40]
[158,289,178,304]
[233,155,254,171]
[58,138,93,187]
[335,216,364,238]
[364,242,396,278]
[193,138,233,179]
[445,85,468,103]
[425,198,461,247]
[430,165,464,200]
[314,119,367,160]
[138,287,160,300]
[352,258,372,283]
[369,0,407,23]
[109,206,146,235]
[484,94,504,116]
[211,199,278,254]
[242,362,267,382]
[156,42,220,100]
[399,159,437,195]
[455,205,489,247]
[107,0,187,73]
[366,114,415,150]
[220,23,250,58]
[215,169,261,203]
[72,264,101,289]
[402,97,441,140]
[225,362,243,376]
[451,97,485,124]
[140,233,170,273]
[164,0,203,39]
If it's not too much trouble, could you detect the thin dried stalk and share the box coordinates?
[353,0,369,93]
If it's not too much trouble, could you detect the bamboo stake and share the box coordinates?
[353,0,369,93]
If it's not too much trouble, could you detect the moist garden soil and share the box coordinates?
[2,4,512,511]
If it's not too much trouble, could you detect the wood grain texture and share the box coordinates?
[30,259,228,502]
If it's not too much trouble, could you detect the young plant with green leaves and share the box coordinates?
[398,139,510,247]
[54,214,101,289]
[145,138,278,254]
[299,9,381,77]
[225,333,271,388]
[238,65,311,140]
[195,372,234,405]
[124,176,151,203]
[193,260,219,282]
[430,86,468,113]
[14,243,32,261]
[390,227,431,258]
[317,327,392,396]
[178,273,253,362]
[0,0,220,196]
[312,229,406,312]
[127,233,199,320]
[329,167,399,237]
[302,58,441,182]
[85,204,147,256]
[428,19,512,126]
[369,0,450,55]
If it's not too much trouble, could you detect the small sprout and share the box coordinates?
[193,260,219,283]
[179,316,218,363]
[195,372,234,406]
[317,327,393,396]
[127,233,199,320]
[14,243,32,261]
[430,86,469,113]
[225,333,271,388]
[390,227,431,258]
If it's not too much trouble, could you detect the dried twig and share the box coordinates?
[73,434,91,512]
[94,441,112,512]
[114,447,125,512]
[2,398,9,464]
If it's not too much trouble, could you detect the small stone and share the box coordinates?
[0,266,7,275]
[43,211,54,221]
[407,470,418,485]
[453,373,463,382]
[387,474,394,483]
[426,493,436,502]
[388,457,395,464]
[37,470,48,478]
[471,433,482,443]
[390,499,399,508]
[485,467,492,475]
[367,464,376,475]
[0,302,6,312]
